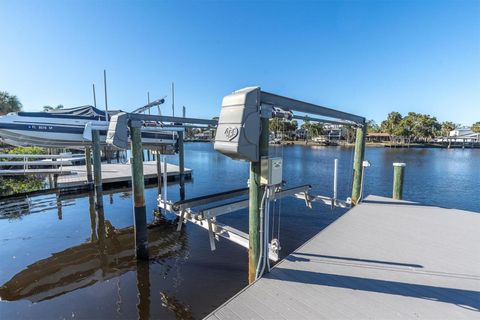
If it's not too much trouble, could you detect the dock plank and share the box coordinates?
[206,195,480,319]
[57,161,191,188]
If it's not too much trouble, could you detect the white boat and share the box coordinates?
[0,105,178,149]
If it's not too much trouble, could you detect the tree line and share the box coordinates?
[2,91,479,139]
[368,112,480,142]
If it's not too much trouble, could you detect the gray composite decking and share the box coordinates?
[57,161,191,188]
[206,195,480,320]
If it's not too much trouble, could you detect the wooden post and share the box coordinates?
[351,125,366,205]
[130,123,149,260]
[92,130,103,208]
[178,130,185,200]
[85,146,93,183]
[248,117,269,283]
[392,162,406,200]
[179,106,186,200]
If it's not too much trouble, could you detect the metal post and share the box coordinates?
[163,156,167,202]
[156,151,162,195]
[92,84,97,108]
[171,82,175,116]
[103,69,109,121]
[92,130,103,208]
[351,125,366,205]
[130,124,149,260]
[85,146,93,183]
[333,158,338,201]
[392,163,406,200]
[248,117,269,283]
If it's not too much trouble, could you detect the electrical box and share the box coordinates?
[213,87,261,162]
[261,157,283,186]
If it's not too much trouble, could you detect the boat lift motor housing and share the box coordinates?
[214,87,261,162]
[106,112,129,149]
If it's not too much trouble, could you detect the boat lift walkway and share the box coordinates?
[206,195,480,320]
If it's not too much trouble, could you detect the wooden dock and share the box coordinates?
[206,195,480,319]
[57,161,192,190]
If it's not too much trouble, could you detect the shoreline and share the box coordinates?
[244,140,479,149]
[184,140,480,149]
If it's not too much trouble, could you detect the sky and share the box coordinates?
[0,0,479,125]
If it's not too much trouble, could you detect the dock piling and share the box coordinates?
[351,125,366,205]
[92,131,103,207]
[179,130,185,200]
[85,146,93,183]
[130,123,149,260]
[248,117,269,283]
[392,162,406,200]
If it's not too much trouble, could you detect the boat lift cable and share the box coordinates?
[277,119,285,243]
[255,189,268,279]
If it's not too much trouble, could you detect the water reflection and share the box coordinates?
[0,192,75,220]
[0,192,188,307]
[136,260,150,320]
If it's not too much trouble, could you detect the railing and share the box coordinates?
[0,153,84,176]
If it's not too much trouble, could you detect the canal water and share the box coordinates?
[0,143,478,319]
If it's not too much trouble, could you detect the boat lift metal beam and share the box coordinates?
[261,91,365,125]
[291,114,358,127]
[129,114,217,126]
[158,185,320,260]
[172,187,249,211]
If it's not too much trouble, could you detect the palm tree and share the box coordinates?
[0,91,23,115]
[441,121,457,137]
[43,104,64,112]
[472,122,480,133]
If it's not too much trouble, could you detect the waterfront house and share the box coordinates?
[366,132,391,143]
[435,127,479,144]
[449,128,473,137]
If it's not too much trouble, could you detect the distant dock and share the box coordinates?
[57,161,192,191]
[206,195,480,319]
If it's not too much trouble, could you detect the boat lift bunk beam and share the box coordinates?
[158,185,313,261]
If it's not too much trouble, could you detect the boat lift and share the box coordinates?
[158,184,312,261]
[106,87,366,281]
[157,87,366,279]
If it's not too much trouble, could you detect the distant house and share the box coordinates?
[295,128,307,140]
[194,129,215,141]
[435,127,479,143]
[449,128,473,137]
[366,132,391,143]
[327,128,342,140]
[323,124,344,141]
